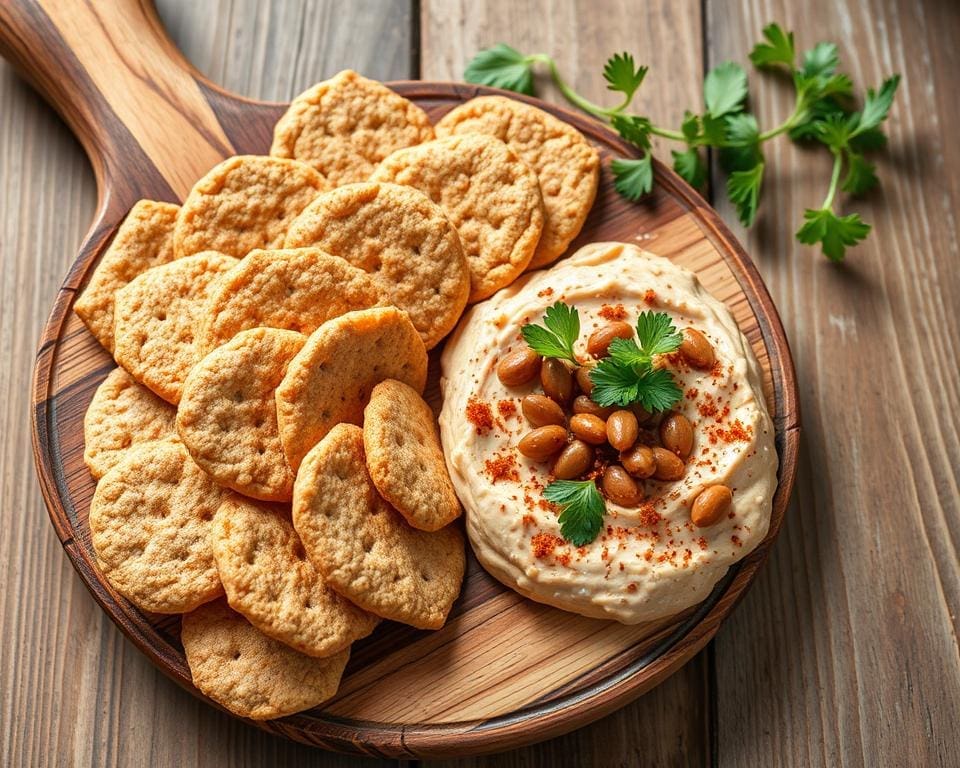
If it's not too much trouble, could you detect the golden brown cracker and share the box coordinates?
[174,155,328,259]
[113,251,237,404]
[178,328,305,501]
[89,441,226,614]
[436,95,599,268]
[293,424,465,629]
[270,69,434,185]
[211,495,378,657]
[181,599,349,720]
[83,367,177,479]
[363,379,461,531]
[197,248,380,354]
[275,306,428,470]
[284,182,469,349]
[372,133,543,301]
[74,200,179,352]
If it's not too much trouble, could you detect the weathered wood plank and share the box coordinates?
[0,1,412,765]
[706,1,960,765]
[419,2,711,764]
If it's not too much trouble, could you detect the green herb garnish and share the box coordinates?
[544,479,605,546]
[520,301,580,363]
[464,23,900,261]
[590,311,683,410]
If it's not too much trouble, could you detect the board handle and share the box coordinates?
[0,0,236,199]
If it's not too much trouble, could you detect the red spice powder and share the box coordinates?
[712,419,753,444]
[638,503,662,527]
[643,289,657,306]
[731,535,742,547]
[531,532,565,559]
[537,287,555,298]
[697,537,708,551]
[497,399,517,419]
[627,582,638,592]
[484,454,519,483]
[685,387,699,401]
[521,514,536,527]
[599,303,628,321]
[466,397,494,434]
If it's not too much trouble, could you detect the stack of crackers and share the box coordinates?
[75,70,599,720]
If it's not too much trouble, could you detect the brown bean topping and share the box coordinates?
[496,346,541,387]
[586,321,633,358]
[572,395,615,419]
[517,425,568,461]
[602,465,643,507]
[540,358,573,406]
[574,365,595,395]
[630,402,653,425]
[620,444,656,478]
[521,394,566,428]
[606,409,639,451]
[569,413,608,445]
[552,440,594,480]
[660,412,694,459]
[679,328,715,370]
[691,484,733,527]
[652,446,685,481]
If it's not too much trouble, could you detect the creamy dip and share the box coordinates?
[439,243,778,623]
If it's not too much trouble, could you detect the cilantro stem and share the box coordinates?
[756,100,805,141]
[534,55,621,119]
[650,126,687,141]
[821,149,843,209]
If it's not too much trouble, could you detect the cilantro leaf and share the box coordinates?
[852,75,901,137]
[796,208,871,262]
[520,301,580,362]
[681,111,700,142]
[704,62,749,117]
[814,113,853,150]
[841,152,878,195]
[727,162,765,226]
[589,358,682,411]
[603,52,648,102]
[749,23,795,69]
[464,44,537,95]
[544,480,606,546]
[611,156,654,201]
[721,113,762,172]
[610,114,652,149]
[700,113,729,145]
[636,310,684,356]
[802,41,839,78]
[672,147,706,189]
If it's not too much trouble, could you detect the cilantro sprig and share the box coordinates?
[520,300,580,363]
[544,479,605,546]
[465,23,900,261]
[589,311,683,411]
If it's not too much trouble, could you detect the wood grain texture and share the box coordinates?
[419,3,714,765]
[0,1,412,766]
[705,1,960,766]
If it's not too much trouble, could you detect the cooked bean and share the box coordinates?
[552,440,594,479]
[606,409,639,451]
[540,358,573,405]
[660,412,694,459]
[652,446,685,481]
[586,321,633,358]
[679,328,715,370]
[521,394,566,427]
[691,484,733,527]
[573,395,615,419]
[631,402,653,424]
[569,413,608,445]
[602,465,643,506]
[517,425,568,461]
[496,346,541,387]
[575,365,595,395]
[620,444,656,478]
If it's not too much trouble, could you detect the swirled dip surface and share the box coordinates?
[439,243,777,623]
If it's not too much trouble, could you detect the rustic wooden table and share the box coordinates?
[1,1,956,765]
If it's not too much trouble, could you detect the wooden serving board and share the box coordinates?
[4,0,799,759]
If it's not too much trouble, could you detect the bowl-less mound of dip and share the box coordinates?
[439,242,778,623]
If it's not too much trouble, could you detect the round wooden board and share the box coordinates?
[21,34,800,755]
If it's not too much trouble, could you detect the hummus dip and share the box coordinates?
[439,243,778,623]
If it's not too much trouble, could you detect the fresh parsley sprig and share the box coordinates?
[464,24,900,261]
[589,311,683,411]
[543,479,605,546]
[520,300,580,363]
